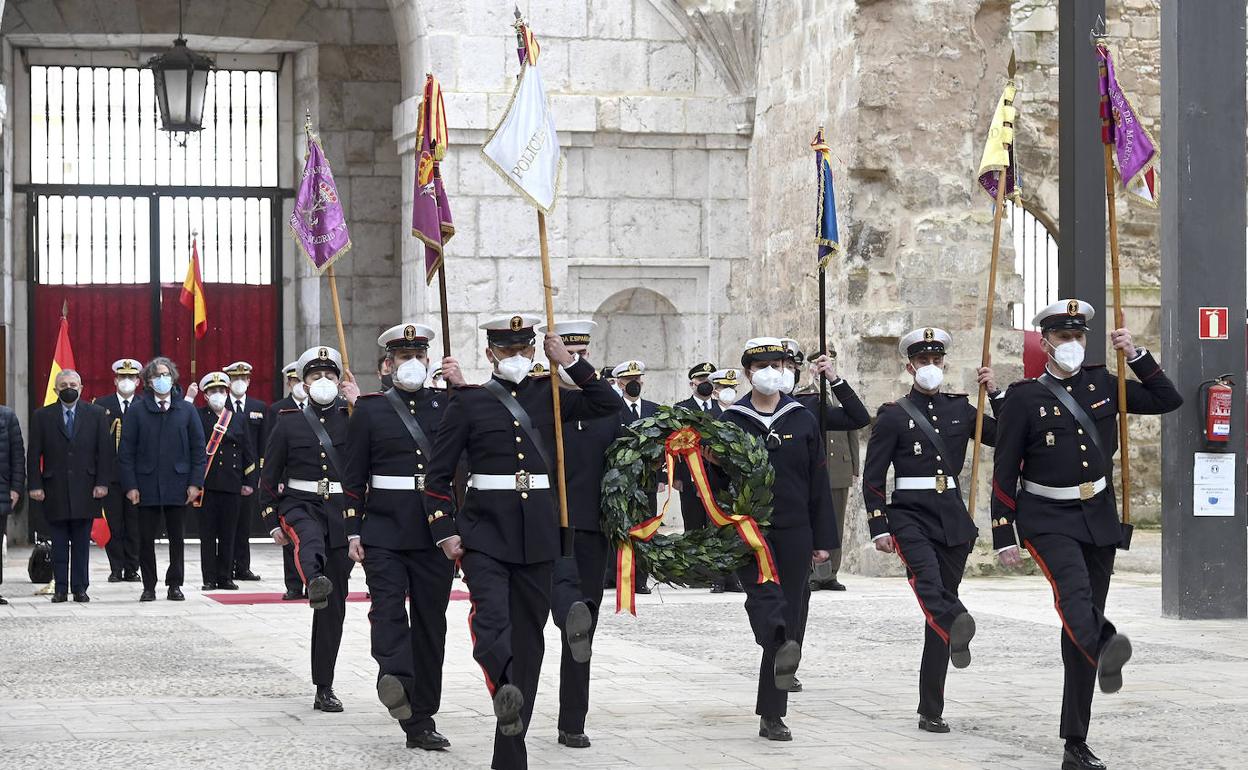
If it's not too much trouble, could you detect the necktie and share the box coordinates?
[121,399,129,414]
[703,401,711,412]
[235,399,244,413]
[631,403,640,421]
[65,408,75,437]
[160,400,168,412]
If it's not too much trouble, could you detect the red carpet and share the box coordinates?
[207,589,471,605]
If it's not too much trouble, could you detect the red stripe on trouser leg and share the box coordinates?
[280,517,307,586]
[466,595,497,696]
[892,535,950,643]
[1023,539,1098,666]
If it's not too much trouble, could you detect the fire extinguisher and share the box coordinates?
[1198,374,1234,448]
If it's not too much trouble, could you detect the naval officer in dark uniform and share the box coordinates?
[717,337,837,742]
[194,371,257,591]
[423,314,620,770]
[223,361,267,582]
[673,362,720,531]
[96,358,143,582]
[267,361,309,601]
[862,327,1000,733]
[344,322,460,751]
[260,346,360,713]
[991,300,1182,770]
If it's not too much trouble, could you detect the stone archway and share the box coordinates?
[591,287,685,405]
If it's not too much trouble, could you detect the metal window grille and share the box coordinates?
[1010,201,1060,329]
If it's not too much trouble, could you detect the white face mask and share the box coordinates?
[291,382,307,402]
[718,387,738,405]
[1050,340,1086,373]
[116,378,137,397]
[914,364,944,392]
[207,392,228,412]
[558,366,578,387]
[779,369,796,395]
[750,367,785,397]
[229,379,249,397]
[308,378,338,405]
[393,357,428,391]
[495,354,533,384]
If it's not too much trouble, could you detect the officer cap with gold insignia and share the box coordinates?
[377,322,436,351]
[529,361,550,378]
[612,360,646,378]
[111,358,142,376]
[297,345,343,379]
[481,313,543,347]
[898,327,952,358]
[223,361,253,378]
[283,360,299,382]
[536,319,596,347]
[741,337,788,367]
[780,338,804,365]
[687,362,717,381]
[199,371,230,391]
[1032,298,1095,333]
[711,368,740,387]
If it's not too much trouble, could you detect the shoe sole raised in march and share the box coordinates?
[565,601,593,664]
[1097,634,1133,694]
[377,674,413,720]
[493,684,526,737]
[307,576,332,610]
[773,640,801,691]
[949,612,976,670]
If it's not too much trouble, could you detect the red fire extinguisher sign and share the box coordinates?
[1199,307,1229,340]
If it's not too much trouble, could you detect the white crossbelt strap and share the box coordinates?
[468,472,551,491]
[287,479,343,495]
[1021,477,1107,501]
[370,474,425,491]
[894,476,957,491]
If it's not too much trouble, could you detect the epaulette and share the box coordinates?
[1009,377,1039,388]
[358,392,384,399]
[452,384,483,390]
[941,391,969,398]
[876,401,899,414]
[278,407,301,414]
[1084,363,1108,370]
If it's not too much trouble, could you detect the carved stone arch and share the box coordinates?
[591,286,689,405]
[646,0,758,96]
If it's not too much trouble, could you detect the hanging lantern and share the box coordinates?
[146,2,213,133]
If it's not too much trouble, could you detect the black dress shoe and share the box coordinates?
[234,570,262,581]
[123,571,141,582]
[828,579,847,591]
[1097,633,1132,694]
[377,674,413,720]
[314,686,344,712]
[949,612,976,670]
[773,640,801,690]
[406,729,450,750]
[493,683,525,737]
[918,715,950,733]
[51,593,68,603]
[108,572,123,583]
[788,676,803,693]
[758,716,792,741]
[558,729,591,748]
[307,575,332,610]
[139,589,157,602]
[0,595,8,605]
[73,592,90,603]
[634,584,652,595]
[282,589,305,601]
[1062,741,1107,770]
[201,583,217,591]
[167,587,185,601]
[216,580,239,591]
[709,581,725,594]
[565,601,593,664]
[724,577,745,593]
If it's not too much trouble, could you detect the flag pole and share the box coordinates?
[190,231,198,380]
[304,109,353,381]
[437,267,452,360]
[816,126,828,442]
[537,210,573,555]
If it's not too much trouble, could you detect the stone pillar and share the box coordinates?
[1159,0,1247,619]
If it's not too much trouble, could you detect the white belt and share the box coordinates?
[1022,477,1107,502]
[287,479,343,496]
[468,472,550,491]
[370,474,426,491]
[895,476,957,492]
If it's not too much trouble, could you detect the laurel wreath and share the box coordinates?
[600,406,775,586]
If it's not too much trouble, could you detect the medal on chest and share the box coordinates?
[1045,431,1055,447]
[913,441,922,456]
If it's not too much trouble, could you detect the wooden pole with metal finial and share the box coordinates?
[305,108,354,383]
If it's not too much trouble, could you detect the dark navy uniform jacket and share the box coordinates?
[990,352,1182,550]
[229,395,269,466]
[720,394,838,550]
[863,388,1000,547]
[672,396,721,490]
[424,356,621,564]
[197,406,257,493]
[620,398,659,425]
[259,399,352,547]
[563,410,626,532]
[793,378,872,432]
[343,386,447,550]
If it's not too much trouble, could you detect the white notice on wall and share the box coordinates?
[1193,452,1236,517]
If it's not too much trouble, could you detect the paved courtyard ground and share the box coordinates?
[0,539,1243,769]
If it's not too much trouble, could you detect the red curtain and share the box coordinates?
[1023,330,1047,378]
[159,284,278,404]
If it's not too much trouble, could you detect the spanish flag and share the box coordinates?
[180,238,207,339]
[42,309,76,406]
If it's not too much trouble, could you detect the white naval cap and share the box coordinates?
[1032,299,1096,332]
[779,338,804,362]
[711,368,740,387]
[536,319,597,345]
[111,358,142,376]
[223,361,253,377]
[297,345,343,379]
[283,360,299,379]
[377,322,436,349]
[612,360,646,378]
[480,313,543,346]
[741,337,788,367]
[529,361,551,378]
[199,371,230,391]
[898,327,952,358]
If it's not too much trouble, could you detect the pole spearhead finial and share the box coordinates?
[1090,14,1108,45]
[514,5,522,21]
[1008,51,1017,79]
[304,108,312,134]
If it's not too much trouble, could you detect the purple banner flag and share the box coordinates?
[1097,44,1158,206]
[412,74,454,284]
[289,135,352,274]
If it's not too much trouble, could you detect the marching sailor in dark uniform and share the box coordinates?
[716,337,836,742]
[267,361,309,601]
[991,300,1182,770]
[260,346,360,713]
[223,361,267,582]
[344,322,460,751]
[194,371,257,591]
[96,358,143,583]
[862,327,999,733]
[423,314,619,770]
[539,320,626,751]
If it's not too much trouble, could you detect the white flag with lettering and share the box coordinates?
[481,50,562,213]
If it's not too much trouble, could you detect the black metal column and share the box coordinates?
[1160,1,1248,619]
[1058,0,1106,361]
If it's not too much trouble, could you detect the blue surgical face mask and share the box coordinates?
[151,374,173,395]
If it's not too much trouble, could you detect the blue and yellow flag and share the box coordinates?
[811,129,839,270]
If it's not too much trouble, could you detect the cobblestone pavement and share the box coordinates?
[0,542,1243,769]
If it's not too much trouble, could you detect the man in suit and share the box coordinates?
[196,371,258,591]
[96,358,143,582]
[117,356,207,602]
[27,369,113,602]
[673,362,720,530]
[0,402,24,605]
[610,359,659,595]
[222,361,267,583]
[266,361,308,601]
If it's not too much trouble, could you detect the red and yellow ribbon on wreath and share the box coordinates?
[615,427,778,615]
